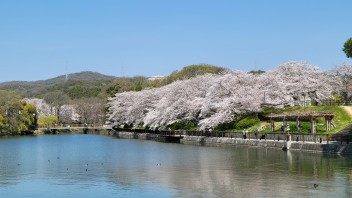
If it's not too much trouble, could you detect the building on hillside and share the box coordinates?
[147,76,165,81]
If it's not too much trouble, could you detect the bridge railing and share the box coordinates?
[113,128,331,143]
[38,124,109,129]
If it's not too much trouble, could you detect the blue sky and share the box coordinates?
[0,0,351,82]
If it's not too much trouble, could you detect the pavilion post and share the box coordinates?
[296,117,300,132]
[310,116,316,134]
[270,118,275,132]
[325,115,333,132]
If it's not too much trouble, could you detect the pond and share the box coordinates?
[0,134,351,197]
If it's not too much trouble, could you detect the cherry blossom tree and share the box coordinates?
[23,98,51,116]
[74,97,105,125]
[106,61,335,130]
[328,63,352,100]
[24,98,79,124]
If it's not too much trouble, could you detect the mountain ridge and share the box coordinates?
[0,71,119,98]
[0,64,226,99]
[0,71,118,86]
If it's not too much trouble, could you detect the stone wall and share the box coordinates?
[110,131,352,154]
[109,131,160,141]
[182,136,352,154]
[182,136,286,148]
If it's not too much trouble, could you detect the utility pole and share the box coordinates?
[65,63,69,83]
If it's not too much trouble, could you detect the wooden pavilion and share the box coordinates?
[267,111,334,133]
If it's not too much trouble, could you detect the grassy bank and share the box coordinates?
[221,106,352,134]
[260,106,351,134]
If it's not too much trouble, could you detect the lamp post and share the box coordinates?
[33,113,37,130]
[304,94,306,112]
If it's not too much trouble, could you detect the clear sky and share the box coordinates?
[0,0,351,82]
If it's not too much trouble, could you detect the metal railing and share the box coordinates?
[320,100,352,106]
[113,128,331,143]
[38,124,109,130]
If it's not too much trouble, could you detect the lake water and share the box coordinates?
[0,134,352,198]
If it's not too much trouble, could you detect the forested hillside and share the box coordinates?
[0,71,117,99]
[105,64,226,97]
[0,64,224,128]
[0,64,224,99]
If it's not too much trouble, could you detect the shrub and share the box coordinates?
[167,120,196,130]
[38,115,58,128]
[235,116,260,129]
[215,121,236,131]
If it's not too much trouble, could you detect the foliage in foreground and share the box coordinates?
[0,90,38,135]
[343,37,352,58]
[37,115,58,128]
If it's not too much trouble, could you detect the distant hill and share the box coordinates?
[164,64,226,83]
[0,64,227,99]
[0,71,118,99]
[43,71,118,84]
[105,64,227,97]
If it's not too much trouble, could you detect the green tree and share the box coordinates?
[38,115,58,128]
[248,70,265,75]
[20,103,38,132]
[343,38,352,58]
[0,91,38,135]
[165,64,225,83]
[0,91,22,135]
[0,114,4,130]
[106,82,122,97]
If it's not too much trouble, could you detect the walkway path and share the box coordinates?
[342,106,352,117]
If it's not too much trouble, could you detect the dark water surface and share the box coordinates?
[0,134,352,198]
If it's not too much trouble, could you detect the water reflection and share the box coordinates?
[0,135,351,197]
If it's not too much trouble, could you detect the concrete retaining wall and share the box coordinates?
[182,136,286,148]
[110,131,352,154]
[109,131,160,141]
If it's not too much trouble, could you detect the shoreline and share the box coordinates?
[5,129,350,155]
[109,131,352,155]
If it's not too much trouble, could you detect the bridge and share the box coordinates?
[38,124,113,134]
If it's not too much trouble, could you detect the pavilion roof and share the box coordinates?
[267,111,334,119]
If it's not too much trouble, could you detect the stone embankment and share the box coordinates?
[110,131,352,154]
[110,131,160,140]
[182,136,349,154]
